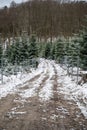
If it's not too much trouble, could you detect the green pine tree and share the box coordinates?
[0,36,2,67]
[44,42,51,59]
[6,38,21,65]
[50,43,56,60]
[29,34,38,59]
[80,28,87,70]
[28,34,38,67]
[64,37,80,67]
[37,42,45,58]
[20,36,29,61]
[55,39,64,63]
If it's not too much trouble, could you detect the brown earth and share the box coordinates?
[0,62,87,130]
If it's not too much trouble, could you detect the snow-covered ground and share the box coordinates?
[0,59,45,99]
[0,58,87,119]
[54,63,87,119]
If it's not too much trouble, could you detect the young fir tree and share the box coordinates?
[44,42,51,59]
[6,38,21,65]
[37,42,45,58]
[6,36,30,65]
[55,39,64,63]
[63,36,80,67]
[50,43,56,60]
[28,34,38,67]
[67,41,77,66]
[80,27,87,70]
[0,35,2,67]
[20,35,29,62]
[29,35,38,59]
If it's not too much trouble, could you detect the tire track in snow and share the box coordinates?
[52,62,87,129]
[17,59,48,90]
[1,59,87,130]
[19,60,56,101]
[37,61,65,129]
[51,63,66,130]
[38,60,55,101]
[0,59,47,99]
[17,61,50,99]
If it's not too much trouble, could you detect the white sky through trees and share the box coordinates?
[0,0,86,8]
[0,0,27,8]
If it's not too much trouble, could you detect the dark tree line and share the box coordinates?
[0,0,87,39]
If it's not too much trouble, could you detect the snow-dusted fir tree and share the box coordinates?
[28,34,38,67]
[79,26,87,70]
[50,43,56,60]
[29,34,38,59]
[68,40,79,66]
[37,42,45,58]
[44,42,51,59]
[55,39,64,63]
[64,36,80,67]
[20,35,29,62]
[6,35,29,65]
[0,34,2,67]
[0,34,4,83]
[6,38,21,65]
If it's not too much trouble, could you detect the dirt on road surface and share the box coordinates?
[0,60,87,130]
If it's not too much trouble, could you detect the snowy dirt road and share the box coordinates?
[0,59,87,130]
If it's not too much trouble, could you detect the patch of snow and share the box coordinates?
[0,58,87,120]
[56,106,69,115]
[42,117,47,120]
[50,114,59,120]
[54,62,87,119]
[39,80,53,101]
[20,60,54,101]
[77,102,87,119]
[39,61,55,101]
[10,111,26,115]
[19,62,48,99]
[0,59,45,99]
[19,87,36,98]
[7,111,26,118]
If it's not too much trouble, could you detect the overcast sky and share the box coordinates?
[0,0,27,8]
[0,0,86,8]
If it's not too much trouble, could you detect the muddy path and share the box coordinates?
[0,60,87,130]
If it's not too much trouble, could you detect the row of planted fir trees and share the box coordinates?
[0,26,87,72]
[38,31,87,71]
[0,34,38,69]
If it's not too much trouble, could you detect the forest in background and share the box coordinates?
[0,0,87,39]
[0,0,87,84]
